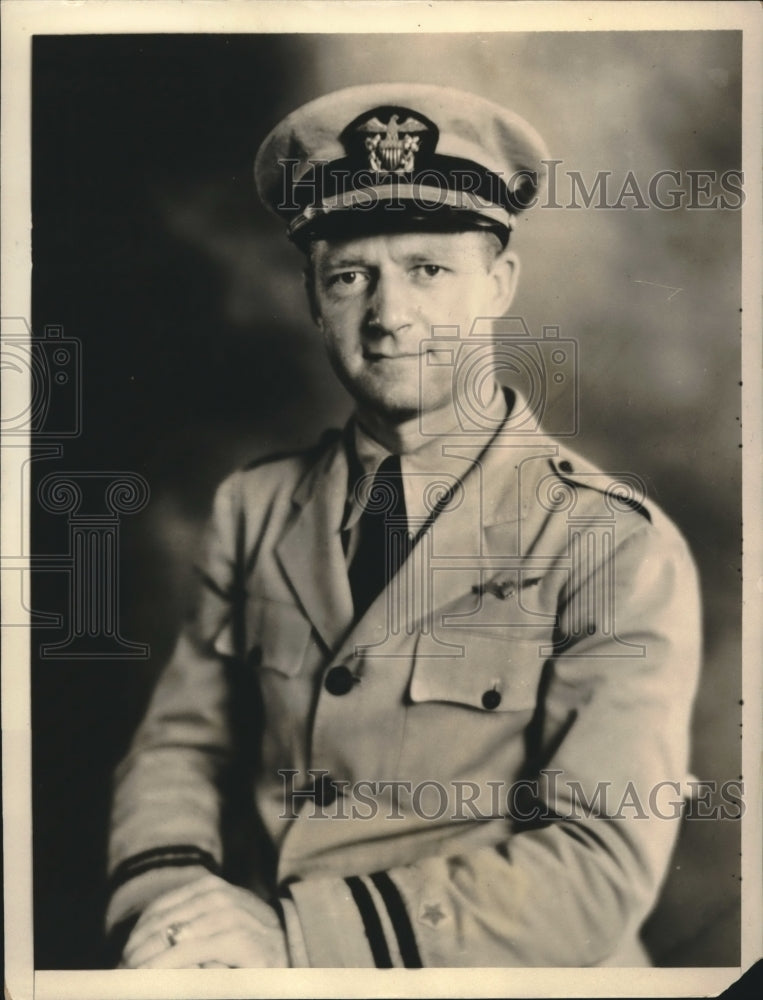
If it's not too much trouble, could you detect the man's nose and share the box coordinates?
[366,274,412,335]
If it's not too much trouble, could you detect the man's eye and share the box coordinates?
[328,270,366,288]
[414,264,446,278]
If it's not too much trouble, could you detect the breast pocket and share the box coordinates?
[213,594,314,677]
[251,596,316,676]
[396,628,550,787]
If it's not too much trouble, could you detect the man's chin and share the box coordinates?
[356,392,460,436]
[346,379,421,419]
[361,398,422,425]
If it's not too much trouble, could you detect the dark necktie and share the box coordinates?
[348,454,411,620]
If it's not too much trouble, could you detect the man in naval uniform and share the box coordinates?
[106,84,702,968]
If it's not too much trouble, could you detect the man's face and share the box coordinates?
[308,230,518,423]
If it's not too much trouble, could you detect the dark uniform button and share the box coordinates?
[482,689,502,710]
[314,773,338,806]
[324,665,356,695]
[558,459,573,474]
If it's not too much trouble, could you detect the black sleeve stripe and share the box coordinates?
[112,844,215,867]
[369,871,422,969]
[109,846,220,893]
[345,876,393,968]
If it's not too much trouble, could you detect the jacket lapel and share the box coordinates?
[275,438,354,653]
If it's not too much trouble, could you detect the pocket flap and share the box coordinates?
[409,630,547,711]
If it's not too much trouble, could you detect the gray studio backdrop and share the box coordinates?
[31,31,741,968]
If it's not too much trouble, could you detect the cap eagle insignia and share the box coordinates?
[357,113,429,174]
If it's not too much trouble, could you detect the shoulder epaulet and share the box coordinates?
[547,456,652,523]
[241,427,342,472]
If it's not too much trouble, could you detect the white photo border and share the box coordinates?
[2,2,760,998]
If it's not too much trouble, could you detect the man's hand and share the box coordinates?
[120,873,289,968]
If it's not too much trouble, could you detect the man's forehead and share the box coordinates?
[312,229,488,264]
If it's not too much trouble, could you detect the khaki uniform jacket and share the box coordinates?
[108,419,701,967]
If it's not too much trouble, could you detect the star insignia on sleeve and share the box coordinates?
[421,903,446,926]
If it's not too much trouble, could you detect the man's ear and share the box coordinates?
[488,249,520,315]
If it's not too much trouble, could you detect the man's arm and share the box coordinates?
[106,472,289,966]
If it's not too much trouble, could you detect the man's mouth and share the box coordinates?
[363,351,420,361]
[363,347,449,361]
